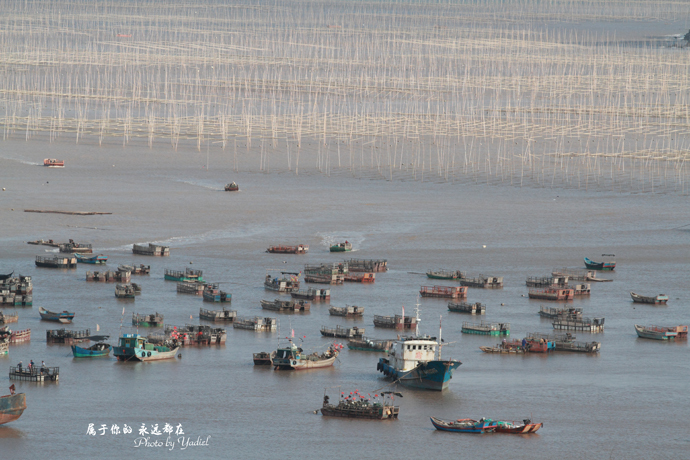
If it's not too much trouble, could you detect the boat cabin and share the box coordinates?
[387,337,437,371]
[118,333,147,349]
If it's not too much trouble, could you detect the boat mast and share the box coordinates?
[414,297,421,338]
[438,315,442,360]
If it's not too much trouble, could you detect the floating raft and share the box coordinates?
[118,264,150,275]
[448,302,485,315]
[86,270,130,282]
[347,337,393,352]
[177,281,207,295]
[526,275,568,288]
[0,312,18,324]
[552,317,605,333]
[233,316,278,332]
[59,241,93,254]
[0,275,33,295]
[538,306,582,320]
[35,255,77,269]
[164,268,203,282]
[202,284,231,303]
[261,299,310,312]
[0,294,32,307]
[132,312,164,327]
[528,288,574,301]
[373,314,417,329]
[199,307,236,322]
[158,325,227,345]
[462,321,510,336]
[266,244,308,254]
[304,263,347,284]
[290,288,330,301]
[132,243,169,256]
[9,365,59,382]
[115,283,138,298]
[460,275,503,289]
[346,259,388,272]
[25,210,110,215]
[344,272,375,283]
[419,285,467,299]
[320,325,364,338]
[329,305,364,317]
[426,269,463,280]
[46,328,90,344]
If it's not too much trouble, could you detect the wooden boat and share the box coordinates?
[419,285,467,299]
[46,328,90,344]
[584,255,616,271]
[320,325,364,338]
[462,321,510,336]
[132,312,163,327]
[346,259,388,272]
[75,253,108,264]
[344,272,375,283]
[27,239,59,247]
[224,182,239,191]
[430,417,496,433]
[164,268,203,282]
[320,392,400,420]
[448,302,485,315]
[347,337,393,352]
[261,299,310,312]
[71,343,112,358]
[264,272,301,292]
[555,341,601,352]
[290,288,330,301]
[0,271,13,281]
[39,306,74,323]
[199,307,236,322]
[271,341,340,370]
[43,158,64,167]
[253,351,274,365]
[495,419,543,434]
[0,393,27,425]
[630,292,669,305]
[528,288,574,301]
[113,333,179,362]
[634,324,678,340]
[132,243,170,256]
[266,244,308,254]
[553,317,605,333]
[35,255,77,268]
[538,306,582,320]
[329,305,364,317]
[426,269,463,280]
[460,276,503,288]
[233,316,277,332]
[59,240,93,254]
[115,284,136,299]
[330,241,352,252]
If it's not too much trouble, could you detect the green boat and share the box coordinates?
[164,268,203,282]
[132,312,164,327]
[461,321,510,336]
[71,342,112,358]
[330,241,352,252]
[426,269,463,280]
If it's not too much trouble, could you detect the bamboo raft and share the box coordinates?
[46,328,90,344]
[233,316,278,332]
[448,302,485,315]
[320,325,365,338]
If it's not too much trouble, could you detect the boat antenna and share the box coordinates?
[119,306,125,335]
[438,314,443,360]
[414,296,421,338]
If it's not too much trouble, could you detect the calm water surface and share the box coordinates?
[0,139,688,459]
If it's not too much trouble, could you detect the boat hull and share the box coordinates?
[113,346,179,362]
[39,307,75,323]
[630,292,668,305]
[0,393,27,425]
[71,344,112,358]
[430,417,494,433]
[495,422,543,433]
[634,325,676,340]
[378,359,460,391]
[584,257,615,271]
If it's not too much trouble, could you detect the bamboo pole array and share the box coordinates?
[1,0,689,193]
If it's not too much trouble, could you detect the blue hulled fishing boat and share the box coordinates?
[39,306,75,323]
[75,253,108,264]
[113,333,179,362]
[430,416,497,433]
[71,342,112,358]
[376,305,461,391]
[584,255,616,271]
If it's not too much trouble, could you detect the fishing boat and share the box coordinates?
[271,341,340,370]
[426,269,463,280]
[374,311,417,329]
[75,253,108,264]
[634,325,679,340]
[35,255,77,269]
[290,288,330,301]
[448,302,485,315]
[164,268,203,282]
[430,417,496,433]
[419,285,467,299]
[320,391,400,420]
[347,337,393,352]
[39,306,74,323]
[132,312,164,327]
[118,264,150,275]
[344,272,375,283]
[115,284,136,299]
[330,241,352,252]
[320,325,364,338]
[304,263,347,284]
[71,342,112,358]
[329,305,364,317]
[113,333,179,362]
[479,340,526,354]
[528,288,574,301]
[46,328,90,344]
[526,275,568,287]
[630,292,669,305]
[43,158,64,167]
[460,275,503,288]
[347,259,388,272]
[59,240,93,254]
[224,182,239,191]
[0,393,27,425]
[266,244,308,254]
[462,321,510,336]
[27,239,59,247]
[233,316,278,332]
[377,307,461,391]
[253,351,274,365]
[538,306,582,319]
[261,299,310,312]
[264,272,301,292]
[495,419,543,434]
[584,255,616,271]
[132,243,170,256]
[552,317,605,333]
[199,307,236,322]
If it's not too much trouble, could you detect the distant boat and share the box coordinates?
[584,255,616,271]
[224,182,239,191]
[330,241,352,252]
[71,343,112,358]
[132,312,164,327]
[43,158,64,167]
[321,391,400,420]
[264,272,300,293]
[630,292,669,305]
[495,419,543,434]
[75,253,108,264]
[634,324,679,340]
[429,417,496,433]
[271,341,339,370]
[267,244,308,254]
[426,269,462,280]
[113,333,179,362]
[0,393,27,425]
[253,351,274,365]
[347,337,393,352]
[39,306,74,323]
